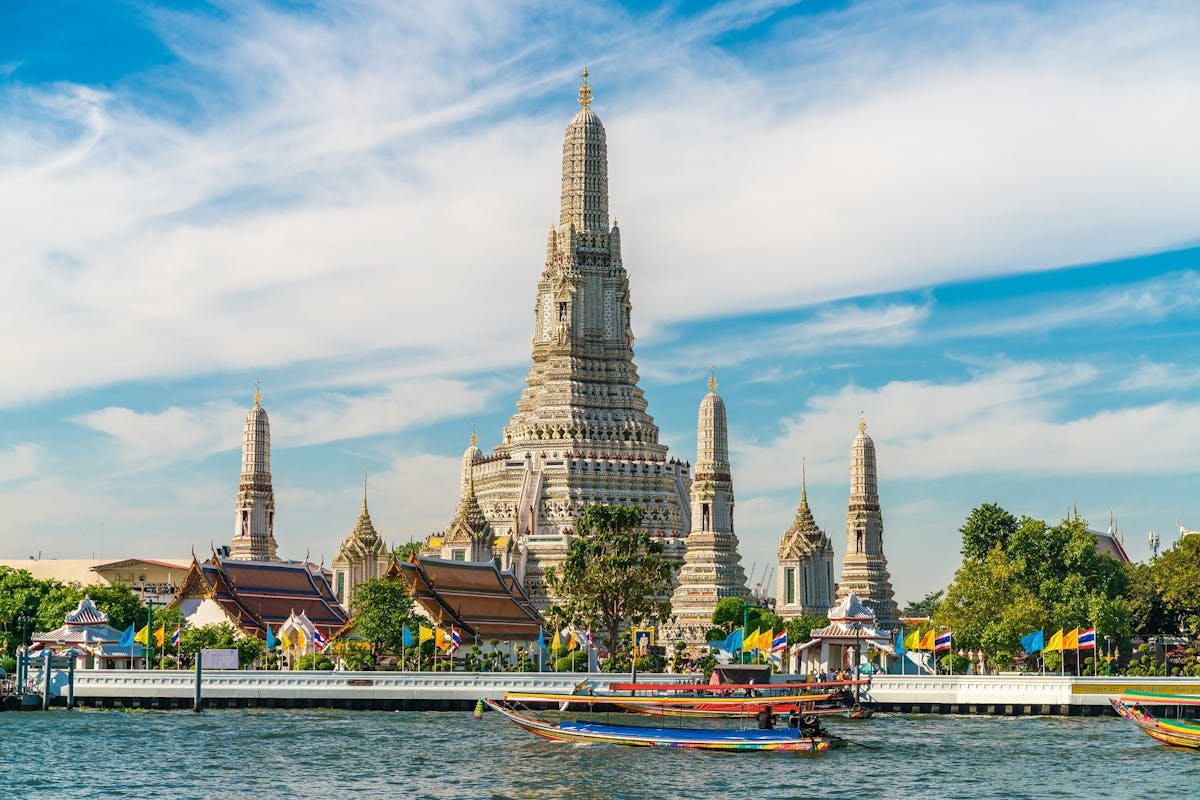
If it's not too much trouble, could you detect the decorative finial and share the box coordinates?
[708,364,717,393]
[578,68,592,109]
[362,466,369,509]
[470,423,478,448]
[254,380,262,407]
[801,457,807,502]
[858,411,866,433]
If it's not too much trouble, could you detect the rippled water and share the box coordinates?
[2,708,1197,800]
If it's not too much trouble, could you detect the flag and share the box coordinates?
[934,630,952,653]
[266,625,276,650]
[436,628,446,651]
[1020,629,1044,654]
[536,628,546,651]
[419,625,434,644]
[566,629,577,651]
[280,630,292,650]
[154,626,165,647]
[118,625,135,648]
[450,626,461,652]
[134,625,149,645]
[895,628,906,656]
[585,628,595,650]
[919,630,935,650]
[550,629,562,651]
[296,629,306,650]
[312,627,328,650]
[171,625,181,647]
[904,629,921,650]
[707,628,742,653]
[771,630,787,653]
[1045,629,1064,653]
[402,626,414,648]
[1062,629,1079,650]
[1078,627,1096,650]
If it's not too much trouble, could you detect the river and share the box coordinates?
[2,708,1195,799]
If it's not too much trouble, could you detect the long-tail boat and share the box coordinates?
[1111,692,1200,749]
[483,698,846,752]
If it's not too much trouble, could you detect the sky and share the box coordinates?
[1,0,1199,606]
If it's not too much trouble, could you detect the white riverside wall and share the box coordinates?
[868,674,1200,713]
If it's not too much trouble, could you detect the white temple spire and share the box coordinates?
[230,385,279,561]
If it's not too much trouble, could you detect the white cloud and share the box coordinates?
[0,443,40,484]
[0,0,1195,408]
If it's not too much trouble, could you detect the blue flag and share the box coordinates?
[895,627,906,656]
[707,628,742,653]
[118,624,134,648]
[536,628,546,651]
[266,625,276,650]
[402,626,414,648]
[1020,629,1045,654]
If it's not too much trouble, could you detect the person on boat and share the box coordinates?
[787,709,800,729]
[756,707,776,729]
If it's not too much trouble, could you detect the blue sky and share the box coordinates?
[2,0,1199,605]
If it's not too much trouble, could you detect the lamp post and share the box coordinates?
[1104,635,1113,677]
[17,614,32,692]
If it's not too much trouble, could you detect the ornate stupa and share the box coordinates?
[459,72,690,607]
[662,373,750,647]
[776,460,835,618]
[834,415,899,628]
[229,384,279,561]
[331,469,388,607]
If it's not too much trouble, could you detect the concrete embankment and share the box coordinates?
[22,670,1200,714]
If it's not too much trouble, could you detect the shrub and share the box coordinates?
[294,654,334,671]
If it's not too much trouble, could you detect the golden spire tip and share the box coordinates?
[708,364,717,393]
[470,423,478,448]
[254,379,262,407]
[858,411,866,434]
[578,67,592,110]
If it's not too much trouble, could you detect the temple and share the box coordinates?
[31,596,138,670]
[170,554,349,641]
[835,416,900,629]
[331,469,389,608]
[229,385,279,561]
[450,72,690,607]
[662,373,749,647]
[775,460,836,618]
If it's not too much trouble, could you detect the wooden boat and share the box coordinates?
[483,698,845,751]
[1111,697,1200,749]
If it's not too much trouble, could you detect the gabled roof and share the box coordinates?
[395,556,544,642]
[170,555,349,638]
[65,596,108,626]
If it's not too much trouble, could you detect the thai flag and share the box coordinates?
[771,630,787,653]
[311,627,328,650]
[450,626,461,652]
[934,630,953,652]
[1077,627,1096,650]
[171,626,181,647]
[585,628,595,651]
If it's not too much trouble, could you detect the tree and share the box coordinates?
[35,582,84,632]
[350,578,418,658]
[88,584,149,632]
[392,542,421,563]
[1153,533,1200,637]
[177,622,263,667]
[712,597,748,631]
[960,502,1019,562]
[785,615,828,647]
[544,504,676,669]
[900,590,944,619]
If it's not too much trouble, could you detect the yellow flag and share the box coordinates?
[154,626,165,647]
[297,629,306,650]
[281,630,292,650]
[419,625,434,644]
[904,630,921,650]
[134,625,148,645]
[1062,629,1079,650]
[1045,629,1064,653]
[568,630,578,651]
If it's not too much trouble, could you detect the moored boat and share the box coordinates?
[483,698,846,752]
[1111,697,1200,749]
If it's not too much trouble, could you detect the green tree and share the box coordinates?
[177,622,263,668]
[900,590,944,618]
[350,578,419,658]
[0,567,51,653]
[35,582,84,631]
[392,541,422,563]
[544,504,676,669]
[960,502,1019,562]
[1125,561,1175,636]
[89,584,150,631]
[1153,533,1200,637]
[712,597,748,631]
[785,615,829,647]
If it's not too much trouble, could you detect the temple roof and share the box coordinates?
[394,555,543,641]
[34,595,125,643]
[65,596,108,626]
[171,556,349,637]
[829,592,876,623]
[778,463,830,559]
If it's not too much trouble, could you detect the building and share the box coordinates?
[834,416,900,629]
[331,471,389,608]
[229,385,279,562]
[456,72,690,608]
[30,595,140,670]
[422,433,520,571]
[661,374,750,648]
[775,462,836,618]
[790,593,893,677]
[0,557,188,603]
[170,554,348,641]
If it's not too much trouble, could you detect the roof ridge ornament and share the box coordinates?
[578,68,592,110]
[858,411,866,434]
[470,423,478,448]
[254,380,262,407]
[708,364,717,393]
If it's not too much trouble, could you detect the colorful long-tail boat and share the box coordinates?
[483,698,845,752]
[1111,692,1200,749]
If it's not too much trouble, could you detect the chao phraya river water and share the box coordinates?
[3,708,1196,799]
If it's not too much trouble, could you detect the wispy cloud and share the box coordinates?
[0,443,40,485]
